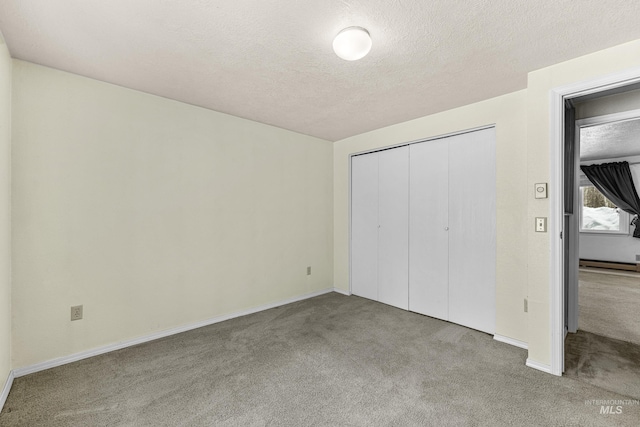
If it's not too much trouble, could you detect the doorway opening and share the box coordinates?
[550,68,640,377]
[562,102,640,398]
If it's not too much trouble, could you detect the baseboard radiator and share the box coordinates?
[579,259,640,272]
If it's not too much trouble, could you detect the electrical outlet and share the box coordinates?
[524,299,528,313]
[71,305,83,321]
[307,266,311,276]
[636,254,640,262]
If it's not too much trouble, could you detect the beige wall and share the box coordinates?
[0,35,11,383]
[526,39,640,365]
[11,61,333,368]
[333,90,529,343]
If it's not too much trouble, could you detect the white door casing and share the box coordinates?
[548,66,640,377]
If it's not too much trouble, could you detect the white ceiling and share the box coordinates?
[580,118,640,161]
[2,1,640,141]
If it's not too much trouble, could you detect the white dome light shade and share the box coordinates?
[333,27,372,61]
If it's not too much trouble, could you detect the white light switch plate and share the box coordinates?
[534,183,547,199]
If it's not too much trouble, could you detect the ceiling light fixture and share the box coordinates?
[332,27,372,61]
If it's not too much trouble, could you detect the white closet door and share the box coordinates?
[351,153,379,301]
[378,147,409,310]
[409,139,449,320]
[448,128,496,334]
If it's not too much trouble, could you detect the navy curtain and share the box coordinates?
[580,161,640,238]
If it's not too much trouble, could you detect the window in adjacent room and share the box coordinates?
[580,185,630,234]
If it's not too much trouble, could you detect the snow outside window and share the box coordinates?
[580,185,630,234]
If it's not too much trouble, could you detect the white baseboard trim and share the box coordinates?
[526,358,553,375]
[493,334,528,350]
[13,287,335,378]
[332,287,351,296]
[1,370,14,412]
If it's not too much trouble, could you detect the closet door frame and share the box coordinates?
[349,125,496,296]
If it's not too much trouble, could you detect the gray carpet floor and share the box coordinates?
[2,292,639,426]
[577,270,640,345]
[561,269,640,402]
[565,330,640,399]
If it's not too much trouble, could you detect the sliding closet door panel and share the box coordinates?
[409,140,449,320]
[378,146,409,310]
[351,153,379,301]
[448,128,496,334]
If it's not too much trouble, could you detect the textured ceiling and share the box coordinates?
[581,118,640,161]
[2,1,640,141]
